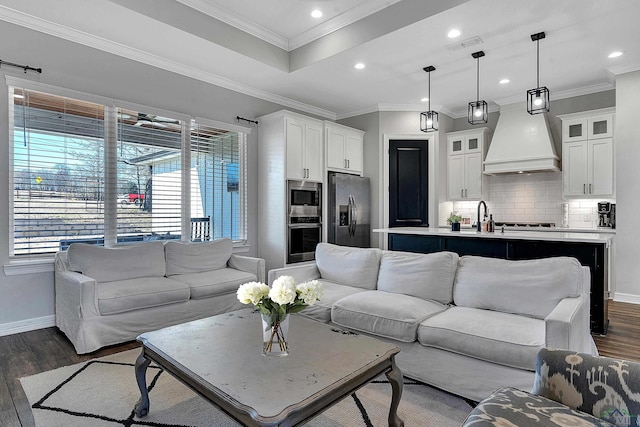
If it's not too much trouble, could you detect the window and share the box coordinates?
[9,85,247,257]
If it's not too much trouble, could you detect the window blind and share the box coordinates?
[11,88,105,255]
[9,85,248,256]
[116,108,183,242]
[190,122,246,242]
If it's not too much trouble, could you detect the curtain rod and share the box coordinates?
[236,116,258,125]
[0,59,42,74]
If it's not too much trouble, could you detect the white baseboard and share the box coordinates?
[613,292,640,305]
[0,315,56,337]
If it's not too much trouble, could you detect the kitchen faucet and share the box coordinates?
[477,200,488,232]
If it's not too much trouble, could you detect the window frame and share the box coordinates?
[6,77,251,261]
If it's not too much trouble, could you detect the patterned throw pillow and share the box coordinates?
[532,348,640,426]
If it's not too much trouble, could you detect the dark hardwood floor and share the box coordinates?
[0,301,638,426]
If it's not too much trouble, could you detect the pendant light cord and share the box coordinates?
[536,39,540,88]
[476,56,480,102]
[427,71,431,111]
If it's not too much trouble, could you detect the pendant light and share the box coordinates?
[468,51,488,125]
[420,66,438,132]
[527,32,550,114]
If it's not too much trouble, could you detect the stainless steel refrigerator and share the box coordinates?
[328,172,370,247]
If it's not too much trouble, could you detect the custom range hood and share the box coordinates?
[483,104,560,174]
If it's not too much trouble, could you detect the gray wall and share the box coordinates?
[340,111,454,247]
[614,71,640,301]
[0,21,313,328]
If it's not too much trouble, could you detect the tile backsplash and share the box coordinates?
[449,172,611,228]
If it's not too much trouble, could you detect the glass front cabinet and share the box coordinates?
[446,128,490,201]
[559,108,615,198]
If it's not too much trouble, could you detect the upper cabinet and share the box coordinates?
[286,117,323,181]
[325,122,364,175]
[447,128,490,201]
[559,108,615,198]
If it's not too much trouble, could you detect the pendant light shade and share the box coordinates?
[420,66,438,132]
[527,32,550,114]
[468,51,488,125]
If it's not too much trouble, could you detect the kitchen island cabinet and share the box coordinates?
[374,228,613,334]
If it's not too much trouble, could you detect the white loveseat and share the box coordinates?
[55,238,264,354]
[269,243,597,401]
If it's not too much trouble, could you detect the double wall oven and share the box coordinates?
[287,180,321,264]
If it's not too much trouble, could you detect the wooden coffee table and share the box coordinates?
[134,309,404,426]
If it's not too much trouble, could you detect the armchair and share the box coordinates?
[463,348,640,426]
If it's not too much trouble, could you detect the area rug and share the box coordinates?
[20,349,473,426]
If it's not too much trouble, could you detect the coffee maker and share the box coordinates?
[597,202,616,228]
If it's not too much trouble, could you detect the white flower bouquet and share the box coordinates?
[237,276,323,354]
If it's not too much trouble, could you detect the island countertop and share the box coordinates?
[373,227,614,246]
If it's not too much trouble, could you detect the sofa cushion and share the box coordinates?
[315,243,381,290]
[418,306,544,370]
[332,290,448,343]
[377,250,458,304]
[297,280,367,323]
[165,239,233,276]
[67,241,166,283]
[171,267,257,299]
[453,256,583,319]
[96,277,190,315]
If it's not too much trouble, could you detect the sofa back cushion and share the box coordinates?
[165,239,232,276]
[315,243,381,289]
[453,256,583,319]
[377,251,459,304]
[67,241,166,283]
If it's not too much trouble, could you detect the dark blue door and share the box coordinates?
[389,139,428,227]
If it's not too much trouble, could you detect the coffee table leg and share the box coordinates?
[385,356,404,427]
[134,350,151,418]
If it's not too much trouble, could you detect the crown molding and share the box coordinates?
[178,0,402,51]
[446,103,501,119]
[337,102,454,120]
[606,62,640,76]
[494,82,615,108]
[0,5,336,120]
[289,0,403,50]
[176,0,289,50]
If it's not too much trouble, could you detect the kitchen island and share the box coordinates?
[373,227,613,334]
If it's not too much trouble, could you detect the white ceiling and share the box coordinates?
[1,0,639,120]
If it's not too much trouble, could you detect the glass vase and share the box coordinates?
[261,313,289,357]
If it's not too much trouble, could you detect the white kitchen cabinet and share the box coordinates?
[286,117,323,181]
[256,110,324,272]
[559,108,615,198]
[446,128,490,201]
[325,122,364,175]
[561,112,613,142]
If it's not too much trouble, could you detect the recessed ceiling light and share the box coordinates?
[447,29,461,38]
[311,9,322,18]
[608,51,623,58]
[499,78,510,84]
[354,63,365,70]
[13,93,24,99]
[420,97,429,102]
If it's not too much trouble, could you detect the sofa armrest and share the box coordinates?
[267,263,320,285]
[544,296,588,352]
[228,254,266,283]
[55,270,100,318]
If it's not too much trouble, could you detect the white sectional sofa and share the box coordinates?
[268,243,597,401]
[55,238,264,354]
